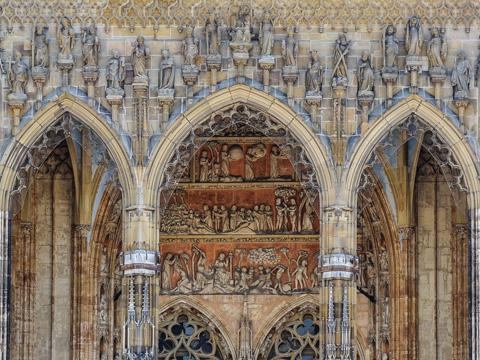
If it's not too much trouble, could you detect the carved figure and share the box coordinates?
[173,256,191,293]
[287,198,298,232]
[162,253,177,290]
[406,15,423,56]
[203,204,213,229]
[332,34,350,80]
[357,50,374,96]
[383,25,398,69]
[193,246,210,291]
[275,197,287,231]
[269,145,287,179]
[282,26,298,67]
[158,48,175,89]
[245,147,255,180]
[182,26,199,66]
[221,144,231,177]
[99,293,108,323]
[8,51,28,97]
[57,17,74,60]
[451,50,471,100]
[358,253,367,288]
[292,259,308,290]
[383,296,390,325]
[235,266,253,292]
[101,246,109,275]
[298,190,314,232]
[427,27,447,69]
[379,245,388,272]
[32,25,49,68]
[259,11,274,56]
[205,13,221,56]
[106,49,126,94]
[214,252,231,290]
[306,51,324,95]
[265,205,274,231]
[82,25,100,68]
[229,5,251,44]
[199,150,211,182]
[131,36,150,78]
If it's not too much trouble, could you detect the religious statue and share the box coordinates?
[213,252,231,290]
[306,50,324,95]
[99,293,108,323]
[451,50,471,100]
[282,26,298,67]
[82,25,100,69]
[158,48,175,90]
[298,189,314,233]
[7,51,28,100]
[379,245,388,272]
[106,49,126,95]
[161,253,178,290]
[182,25,199,67]
[205,13,221,56]
[131,35,150,79]
[220,144,231,177]
[357,50,374,97]
[259,11,274,56]
[427,27,447,70]
[332,34,350,85]
[32,25,49,68]
[57,17,74,60]
[406,15,423,56]
[269,145,287,179]
[383,296,390,325]
[383,24,398,70]
[358,253,367,288]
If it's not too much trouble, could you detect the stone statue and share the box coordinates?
[32,25,49,68]
[358,253,367,288]
[162,253,178,290]
[57,17,74,60]
[182,25,199,66]
[244,144,266,181]
[205,13,221,56]
[99,293,108,323]
[406,15,423,56]
[332,34,350,83]
[158,48,175,90]
[106,49,126,95]
[8,51,28,100]
[427,27,447,70]
[298,189,314,233]
[306,50,324,95]
[282,26,298,67]
[383,296,390,325]
[379,245,388,272]
[229,4,251,44]
[82,25,100,69]
[259,11,274,56]
[220,144,231,177]
[269,145,287,179]
[287,198,298,232]
[275,197,287,231]
[131,35,150,79]
[357,50,374,97]
[383,24,398,70]
[213,252,231,290]
[292,258,308,290]
[451,49,471,100]
[199,150,211,182]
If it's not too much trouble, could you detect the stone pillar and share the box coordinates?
[230,42,252,84]
[106,96,123,131]
[429,68,446,108]
[157,89,175,132]
[471,205,480,360]
[259,55,275,93]
[132,82,149,166]
[454,100,469,134]
[182,65,199,106]
[454,224,468,359]
[82,68,99,107]
[405,55,422,94]
[58,59,74,92]
[0,210,10,360]
[31,68,48,111]
[381,68,398,108]
[282,65,299,107]
[206,56,222,92]
[358,97,374,133]
[306,96,322,132]
[7,100,25,135]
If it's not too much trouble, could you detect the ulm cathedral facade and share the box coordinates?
[0,0,479,359]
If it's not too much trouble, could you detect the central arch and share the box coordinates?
[144,85,336,208]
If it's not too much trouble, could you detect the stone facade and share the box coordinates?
[1,1,480,359]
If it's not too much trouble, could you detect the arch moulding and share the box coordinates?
[144,84,336,208]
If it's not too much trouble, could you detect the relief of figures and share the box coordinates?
[160,244,320,295]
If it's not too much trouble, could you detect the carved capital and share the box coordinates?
[57,59,74,72]
[74,224,92,237]
[398,226,414,241]
[106,95,123,107]
[82,70,99,85]
[454,99,469,109]
[455,224,467,240]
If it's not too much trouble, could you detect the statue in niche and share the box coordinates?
[57,17,74,60]
[99,293,108,324]
[451,49,471,100]
[205,13,221,56]
[357,50,375,97]
[382,24,398,70]
[106,49,126,96]
[306,50,324,96]
[383,296,390,325]
[332,34,350,85]
[427,27,447,70]
[230,4,251,44]
[282,26,298,67]
[287,198,298,232]
[101,246,109,275]
[32,25,49,69]
[358,253,367,288]
[131,35,150,79]
[7,51,28,100]
[379,245,388,272]
[259,11,274,56]
[82,25,100,69]
[158,48,175,90]
[162,253,178,290]
[298,189,314,233]
[406,15,423,56]
[182,25,199,67]
[199,150,211,182]
[110,201,122,224]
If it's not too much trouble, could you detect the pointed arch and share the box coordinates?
[0,93,136,209]
[144,84,336,208]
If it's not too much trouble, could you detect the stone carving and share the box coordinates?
[406,15,423,56]
[427,27,447,71]
[379,245,388,272]
[101,247,109,275]
[57,17,74,60]
[238,300,253,360]
[269,145,287,180]
[158,48,175,91]
[383,296,390,325]
[451,50,471,100]
[106,49,126,96]
[32,25,49,69]
[358,253,367,288]
[131,36,150,80]
[332,34,350,85]
[229,5,252,44]
[99,292,108,324]
[383,25,398,70]
[282,26,298,67]
[161,246,319,295]
[181,25,199,67]
[82,25,100,70]
[259,11,274,56]
[7,50,28,101]
[245,143,266,180]
[306,50,324,96]
[298,189,315,233]
[357,50,374,98]
[205,13,221,57]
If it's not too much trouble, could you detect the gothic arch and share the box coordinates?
[0,93,136,209]
[145,85,336,208]
[157,296,236,359]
